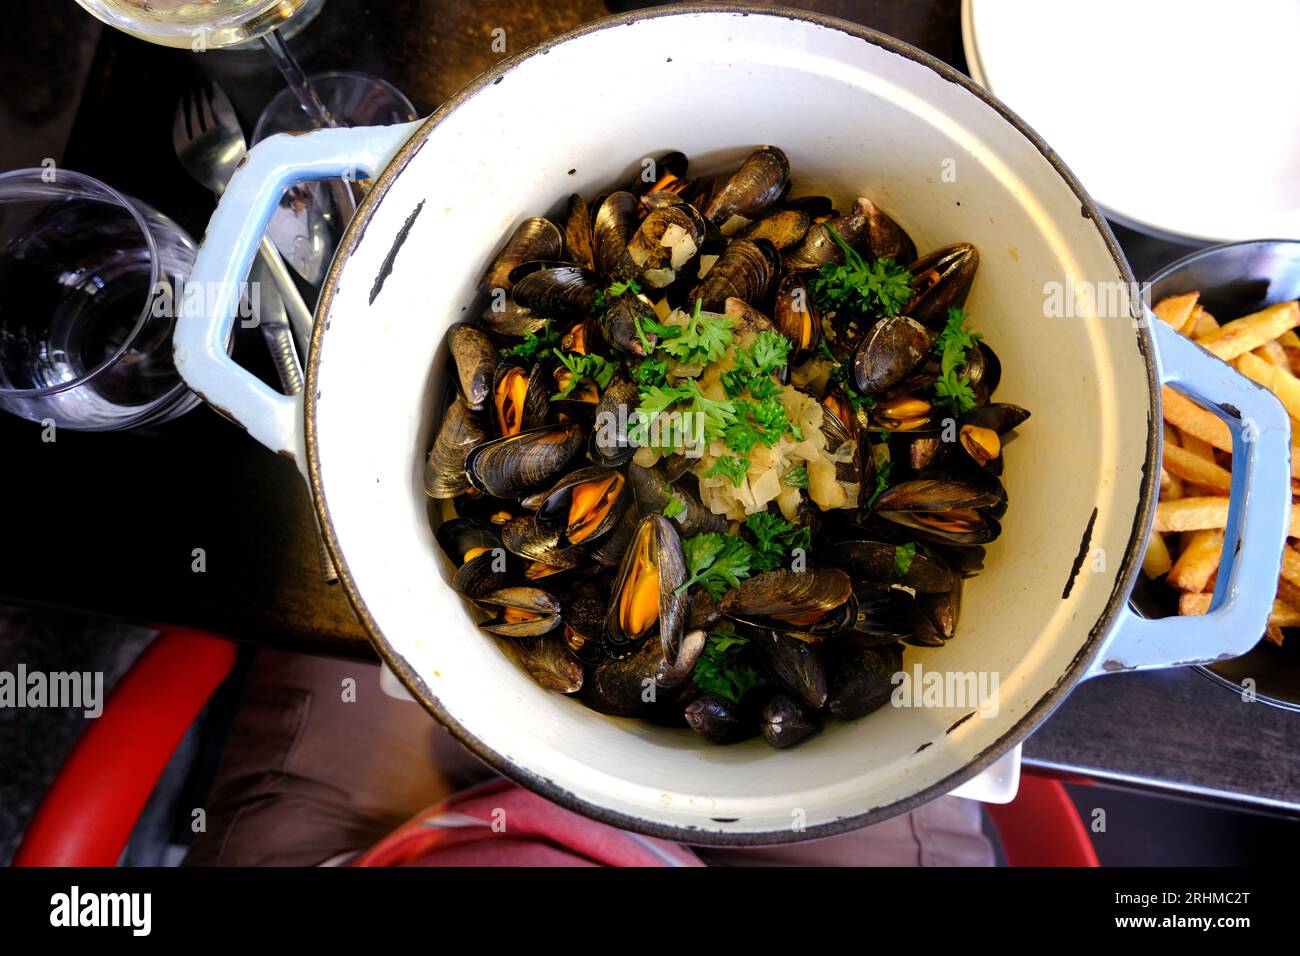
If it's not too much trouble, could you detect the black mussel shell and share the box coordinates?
[856,198,916,265]
[591,378,641,467]
[592,191,639,276]
[606,515,688,656]
[829,539,956,594]
[504,634,584,693]
[774,272,819,361]
[719,569,854,636]
[752,630,828,709]
[613,203,705,290]
[684,693,756,744]
[425,397,487,499]
[465,423,585,499]
[905,243,978,329]
[828,643,903,719]
[508,260,601,315]
[737,208,811,251]
[761,693,821,749]
[477,586,562,637]
[853,316,935,396]
[535,465,629,549]
[490,362,549,438]
[689,238,780,312]
[500,515,581,569]
[627,462,727,539]
[479,217,563,295]
[449,324,497,411]
[561,194,596,271]
[703,145,790,230]
[601,293,659,357]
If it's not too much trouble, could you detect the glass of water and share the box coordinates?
[0,169,200,430]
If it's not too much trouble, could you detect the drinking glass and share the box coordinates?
[0,170,200,430]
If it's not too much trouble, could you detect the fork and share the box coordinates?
[173,81,313,394]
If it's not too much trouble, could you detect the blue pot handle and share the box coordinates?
[1088,313,1292,677]
[173,121,423,471]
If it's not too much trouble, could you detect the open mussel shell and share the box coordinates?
[613,203,705,289]
[591,378,641,467]
[774,273,819,361]
[425,397,487,499]
[632,149,689,197]
[920,580,961,642]
[491,362,549,437]
[856,198,916,265]
[703,145,790,232]
[827,643,902,719]
[449,324,497,411]
[689,238,780,312]
[627,462,727,538]
[592,190,639,276]
[465,423,585,499]
[905,243,978,329]
[752,630,828,709]
[534,465,629,549]
[853,315,935,396]
[479,217,564,295]
[601,293,659,357]
[561,194,596,270]
[605,515,688,660]
[719,568,854,637]
[503,634,584,694]
[436,518,512,597]
[846,583,921,647]
[479,298,548,340]
[761,693,821,749]
[962,402,1030,435]
[829,539,956,594]
[876,509,1002,547]
[874,472,1004,513]
[780,196,873,273]
[477,586,562,637]
[723,296,776,336]
[508,260,601,315]
[685,693,757,744]
[736,208,811,251]
[501,515,581,569]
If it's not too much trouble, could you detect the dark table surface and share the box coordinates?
[2,0,1296,812]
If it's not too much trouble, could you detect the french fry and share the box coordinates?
[1280,545,1300,589]
[1156,498,1300,536]
[1153,291,1199,335]
[1196,301,1300,361]
[1264,626,1286,647]
[1160,467,1184,499]
[1177,432,1216,462]
[1179,592,1300,627]
[1191,307,1220,339]
[1166,529,1223,592]
[1280,330,1300,348]
[1143,532,1173,578]
[1234,351,1300,423]
[1161,386,1231,452]
[1255,339,1289,368]
[1162,443,1232,494]
[1275,576,1300,611]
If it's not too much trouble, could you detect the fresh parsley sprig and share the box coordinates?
[678,532,755,600]
[744,512,812,573]
[693,631,766,703]
[550,348,615,401]
[659,298,734,368]
[811,226,913,318]
[931,307,983,415]
[499,319,560,362]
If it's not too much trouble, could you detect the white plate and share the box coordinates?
[963,0,1300,243]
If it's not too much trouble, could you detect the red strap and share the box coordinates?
[13,627,237,867]
[985,773,1100,867]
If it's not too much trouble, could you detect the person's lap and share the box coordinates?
[184,648,993,867]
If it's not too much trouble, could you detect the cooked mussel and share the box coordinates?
[449,324,497,412]
[689,238,780,311]
[703,145,790,232]
[479,217,563,295]
[606,515,689,660]
[737,208,811,251]
[752,630,828,708]
[437,518,512,597]
[774,273,819,361]
[613,203,705,289]
[501,515,581,569]
[856,198,916,265]
[905,243,978,329]
[476,586,562,637]
[465,423,585,498]
[492,362,549,437]
[827,643,902,719]
[592,191,640,276]
[561,194,596,270]
[504,634,584,693]
[760,693,821,748]
[853,315,935,395]
[685,693,755,744]
[601,292,659,357]
[829,538,956,594]
[627,462,727,538]
[508,260,601,315]
[562,578,610,665]
[591,378,641,467]
[425,397,487,499]
[535,466,629,549]
[719,568,854,638]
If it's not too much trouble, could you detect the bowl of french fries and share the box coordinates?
[1143,239,1300,709]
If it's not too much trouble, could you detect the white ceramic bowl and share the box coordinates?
[175,6,1289,843]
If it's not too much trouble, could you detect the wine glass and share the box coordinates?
[71,0,416,279]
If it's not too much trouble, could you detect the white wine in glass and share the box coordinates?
[74,0,318,50]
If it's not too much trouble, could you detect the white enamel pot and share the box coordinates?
[174,6,1292,844]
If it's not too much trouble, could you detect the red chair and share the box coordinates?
[13,626,237,867]
[13,627,1097,867]
[985,773,1100,866]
